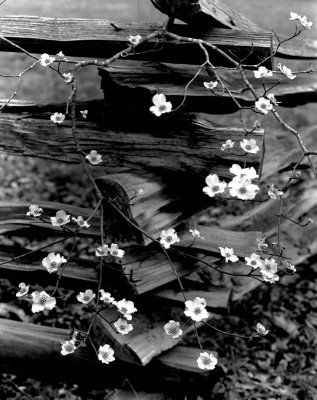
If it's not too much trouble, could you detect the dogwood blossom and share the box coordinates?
[197,352,218,370]
[40,53,55,66]
[290,12,313,29]
[85,150,102,165]
[50,210,70,226]
[95,244,110,257]
[263,273,279,284]
[61,340,76,356]
[228,179,259,200]
[99,290,115,304]
[160,228,180,249]
[256,323,269,336]
[267,93,280,106]
[277,63,296,80]
[150,93,172,117]
[240,138,260,154]
[98,344,115,364]
[282,260,296,273]
[109,243,125,258]
[114,318,133,335]
[253,120,261,129]
[80,110,88,119]
[203,81,218,90]
[229,164,259,182]
[221,139,235,151]
[184,297,209,322]
[77,289,96,304]
[254,97,273,114]
[253,66,273,78]
[50,112,65,124]
[26,204,43,217]
[203,174,227,197]
[56,51,66,58]
[219,247,239,263]
[62,72,74,83]
[164,320,183,338]
[128,35,142,45]
[256,235,268,251]
[31,291,56,313]
[245,253,264,269]
[72,216,90,228]
[268,184,283,199]
[115,299,137,320]
[189,229,204,240]
[16,282,30,298]
[136,188,144,196]
[42,252,67,274]
[260,258,278,280]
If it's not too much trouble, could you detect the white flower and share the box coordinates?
[61,340,76,356]
[160,228,180,249]
[80,110,88,119]
[26,204,43,217]
[268,184,283,199]
[228,179,259,200]
[85,150,102,165]
[77,289,96,304]
[16,282,30,298]
[128,34,142,45]
[72,216,90,228]
[240,138,260,154]
[253,66,273,78]
[50,112,65,124]
[277,63,296,80]
[221,139,235,151]
[203,174,227,197]
[62,72,74,83]
[254,97,273,114]
[267,93,280,106]
[57,51,66,58]
[256,323,269,336]
[189,229,204,240]
[260,258,278,279]
[42,252,67,274]
[95,244,110,257]
[219,247,239,263]
[40,53,55,66]
[184,297,209,322]
[229,164,259,182]
[99,290,115,304]
[245,253,264,269]
[203,81,218,90]
[136,188,144,196]
[115,299,137,321]
[98,344,115,364]
[290,12,313,29]
[31,291,56,313]
[150,93,172,117]
[50,210,70,226]
[197,352,218,370]
[109,243,125,258]
[114,318,133,335]
[282,260,296,273]
[164,320,183,338]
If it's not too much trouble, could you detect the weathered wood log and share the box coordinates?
[0,319,209,388]
[150,0,317,59]
[100,60,317,109]
[0,16,272,67]
[0,100,264,171]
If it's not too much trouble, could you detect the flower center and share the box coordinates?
[101,351,109,359]
[225,253,231,258]
[251,260,257,266]
[194,307,202,314]
[40,296,47,304]
[112,250,118,256]
[65,343,74,352]
[57,218,64,224]
[50,261,57,268]
[83,295,91,302]
[158,105,166,112]
[246,145,252,150]
[121,307,127,313]
[239,187,247,194]
[212,185,219,192]
[165,236,173,242]
[169,326,178,335]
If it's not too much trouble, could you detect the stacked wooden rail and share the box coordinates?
[0,2,316,397]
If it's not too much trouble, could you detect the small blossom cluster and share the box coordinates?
[245,253,279,283]
[221,139,260,154]
[95,243,125,258]
[290,12,313,29]
[203,164,259,201]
